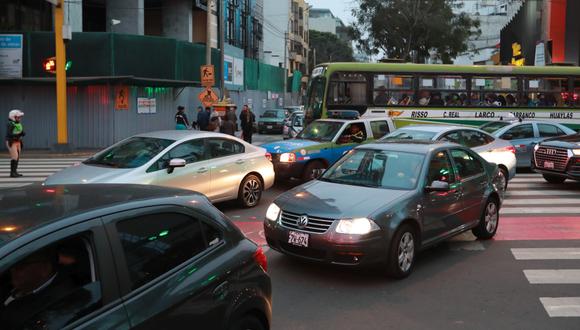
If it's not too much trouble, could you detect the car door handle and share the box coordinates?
[197,167,208,173]
[212,281,229,298]
[235,159,245,164]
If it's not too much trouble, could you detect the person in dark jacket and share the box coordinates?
[239,105,255,143]
[175,106,190,130]
[5,109,25,178]
[226,106,238,131]
[220,117,236,136]
[197,107,211,131]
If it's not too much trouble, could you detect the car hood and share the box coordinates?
[261,139,323,153]
[275,180,414,219]
[258,117,284,123]
[44,163,135,185]
[541,133,580,148]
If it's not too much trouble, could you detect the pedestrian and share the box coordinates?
[198,106,211,131]
[226,106,238,131]
[208,108,222,132]
[220,116,236,136]
[239,104,255,144]
[191,106,203,130]
[175,105,190,130]
[5,109,25,178]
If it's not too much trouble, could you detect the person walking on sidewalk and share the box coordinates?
[239,105,255,144]
[198,107,211,131]
[5,109,25,178]
[175,106,190,130]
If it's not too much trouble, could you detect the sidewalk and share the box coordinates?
[0,133,283,159]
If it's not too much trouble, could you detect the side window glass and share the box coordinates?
[370,121,390,138]
[502,124,534,140]
[451,149,484,179]
[538,124,563,138]
[427,151,456,184]
[206,138,245,159]
[463,130,492,148]
[338,123,367,144]
[0,235,102,329]
[440,131,462,144]
[169,139,206,164]
[116,213,210,290]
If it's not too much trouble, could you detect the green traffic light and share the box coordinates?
[65,61,72,71]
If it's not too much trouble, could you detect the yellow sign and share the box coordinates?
[201,65,215,87]
[115,86,129,110]
[511,42,525,66]
[198,87,219,107]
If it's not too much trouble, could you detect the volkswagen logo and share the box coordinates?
[297,215,309,228]
[545,148,557,155]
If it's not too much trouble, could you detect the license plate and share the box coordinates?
[267,125,273,129]
[288,231,309,247]
[544,161,554,169]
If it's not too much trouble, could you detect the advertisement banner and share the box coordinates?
[0,34,23,78]
[137,98,156,114]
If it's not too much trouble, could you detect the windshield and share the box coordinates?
[84,137,174,168]
[321,149,425,190]
[262,110,284,119]
[297,121,343,141]
[305,76,325,123]
[382,129,437,141]
[479,121,511,134]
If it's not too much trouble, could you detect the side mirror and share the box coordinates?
[167,158,186,174]
[425,180,450,192]
[312,168,325,178]
[501,133,513,140]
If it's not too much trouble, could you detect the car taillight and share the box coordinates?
[253,247,268,272]
[265,152,272,162]
[495,146,516,154]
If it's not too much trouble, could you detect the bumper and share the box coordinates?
[264,220,387,266]
[531,156,580,181]
[272,161,305,179]
[258,123,284,133]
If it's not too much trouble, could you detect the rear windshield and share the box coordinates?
[262,110,285,118]
[479,121,511,134]
[382,129,437,141]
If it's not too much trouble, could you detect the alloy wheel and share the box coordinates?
[484,202,498,233]
[243,178,261,206]
[398,232,415,273]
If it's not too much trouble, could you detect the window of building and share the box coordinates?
[328,72,368,105]
[451,149,484,179]
[227,0,236,45]
[523,77,569,107]
[373,74,414,106]
[116,213,221,290]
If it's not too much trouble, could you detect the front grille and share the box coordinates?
[280,210,335,234]
[534,146,569,171]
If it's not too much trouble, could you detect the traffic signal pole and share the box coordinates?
[54,0,68,145]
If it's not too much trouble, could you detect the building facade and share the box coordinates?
[308,8,349,42]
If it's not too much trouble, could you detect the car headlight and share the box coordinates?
[572,149,580,156]
[335,218,379,235]
[279,153,296,163]
[534,144,540,151]
[265,203,281,222]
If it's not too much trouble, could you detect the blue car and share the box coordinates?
[480,120,576,167]
[262,117,395,181]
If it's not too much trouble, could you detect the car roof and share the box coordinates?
[396,125,472,133]
[0,184,204,248]
[134,130,243,142]
[316,117,389,124]
[358,140,455,153]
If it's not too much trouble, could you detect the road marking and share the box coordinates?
[503,198,580,205]
[0,177,46,183]
[501,207,580,215]
[510,177,554,183]
[508,183,580,189]
[495,217,580,240]
[506,190,580,196]
[0,172,57,176]
[0,158,86,161]
[540,297,580,317]
[512,248,580,260]
[0,183,32,189]
[523,270,580,284]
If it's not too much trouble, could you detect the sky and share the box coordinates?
[306,0,357,25]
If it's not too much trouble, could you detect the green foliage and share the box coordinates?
[309,29,355,67]
[352,0,480,63]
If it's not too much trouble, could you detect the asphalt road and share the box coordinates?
[218,174,580,330]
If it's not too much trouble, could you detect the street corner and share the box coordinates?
[233,220,267,247]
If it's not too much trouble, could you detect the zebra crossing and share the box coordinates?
[0,157,86,189]
[512,248,580,318]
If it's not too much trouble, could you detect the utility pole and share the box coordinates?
[205,0,212,65]
[219,0,225,99]
[51,0,68,147]
[283,31,288,106]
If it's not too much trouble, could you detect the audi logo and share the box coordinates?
[544,148,557,155]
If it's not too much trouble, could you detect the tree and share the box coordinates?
[351,0,480,63]
[309,30,355,68]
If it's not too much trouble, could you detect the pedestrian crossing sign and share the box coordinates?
[201,65,215,87]
[198,87,219,107]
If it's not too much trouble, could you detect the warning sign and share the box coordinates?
[198,87,219,107]
[115,86,129,110]
[201,65,215,87]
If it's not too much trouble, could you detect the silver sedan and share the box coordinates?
[44,131,275,207]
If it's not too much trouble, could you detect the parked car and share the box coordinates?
[261,115,395,181]
[283,106,303,119]
[382,125,516,189]
[0,184,271,330]
[283,111,304,139]
[258,109,286,134]
[264,141,504,278]
[532,133,580,183]
[480,120,576,167]
[44,131,275,208]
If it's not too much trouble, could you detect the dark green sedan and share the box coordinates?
[264,140,504,278]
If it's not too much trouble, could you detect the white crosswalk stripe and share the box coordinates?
[0,158,85,189]
[512,248,580,318]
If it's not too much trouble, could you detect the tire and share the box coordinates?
[472,198,499,240]
[301,160,325,182]
[498,167,508,190]
[543,174,566,184]
[238,174,263,208]
[386,224,416,279]
[230,315,266,330]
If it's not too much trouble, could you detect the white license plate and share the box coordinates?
[288,231,309,247]
[544,161,554,169]
[267,125,273,129]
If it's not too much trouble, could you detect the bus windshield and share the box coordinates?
[305,76,325,122]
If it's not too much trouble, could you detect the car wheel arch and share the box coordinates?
[226,297,270,330]
[391,218,422,249]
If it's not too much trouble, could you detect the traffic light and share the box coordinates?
[42,56,72,74]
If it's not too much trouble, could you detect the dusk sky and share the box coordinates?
[307,0,357,25]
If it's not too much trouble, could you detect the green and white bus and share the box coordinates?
[305,63,580,130]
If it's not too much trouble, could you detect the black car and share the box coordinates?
[532,133,580,183]
[0,184,271,330]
